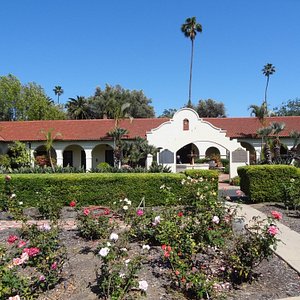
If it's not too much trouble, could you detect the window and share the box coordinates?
[183,119,189,131]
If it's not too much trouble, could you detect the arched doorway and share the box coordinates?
[92,144,114,168]
[63,145,86,169]
[205,147,220,158]
[176,143,199,164]
[240,142,256,164]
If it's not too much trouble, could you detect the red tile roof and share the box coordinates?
[0,116,299,142]
[204,116,300,138]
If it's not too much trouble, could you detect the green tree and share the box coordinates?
[0,74,22,120]
[89,84,155,119]
[66,96,91,119]
[273,98,300,116]
[7,141,31,168]
[159,108,177,118]
[270,122,286,160]
[23,82,66,120]
[41,129,62,171]
[257,126,273,164]
[196,99,226,117]
[249,102,268,126]
[53,85,64,104]
[181,17,202,107]
[262,63,276,111]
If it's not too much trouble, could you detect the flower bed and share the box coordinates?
[0,175,293,300]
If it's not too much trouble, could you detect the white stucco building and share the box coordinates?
[0,108,299,178]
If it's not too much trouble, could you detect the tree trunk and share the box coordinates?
[188,39,194,107]
[264,76,269,110]
[264,142,272,164]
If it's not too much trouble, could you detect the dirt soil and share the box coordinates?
[0,205,300,300]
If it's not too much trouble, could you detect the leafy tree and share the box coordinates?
[181,17,202,107]
[0,74,22,120]
[89,84,155,119]
[196,99,226,117]
[66,96,91,119]
[159,108,177,118]
[53,85,64,104]
[0,74,66,121]
[7,141,31,168]
[262,63,276,111]
[273,98,300,116]
[22,82,66,120]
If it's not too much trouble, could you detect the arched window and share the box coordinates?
[183,119,189,131]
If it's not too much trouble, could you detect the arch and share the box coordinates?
[92,144,114,168]
[34,145,57,167]
[240,141,256,164]
[183,119,189,131]
[176,143,199,164]
[63,144,85,169]
[205,147,220,158]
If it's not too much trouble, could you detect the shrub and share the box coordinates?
[238,165,300,202]
[0,172,217,208]
[230,176,240,186]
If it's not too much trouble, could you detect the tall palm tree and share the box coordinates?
[181,17,202,107]
[262,63,275,111]
[66,96,91,119]
[53,86,64,104]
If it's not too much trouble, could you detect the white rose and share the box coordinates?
[138,280,148,291]
[99,247,110,257]
[123,205,128,210]
[142,244,150,250]
[212,216,220,224]
[109,233,119,241]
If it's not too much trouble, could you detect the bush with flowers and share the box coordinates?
[76,206,116,240]
[0,222,66,299]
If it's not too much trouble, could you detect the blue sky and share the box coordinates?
[1,0,299,117]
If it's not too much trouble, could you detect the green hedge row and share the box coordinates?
[238,165,300,203]
[1,171,218,208]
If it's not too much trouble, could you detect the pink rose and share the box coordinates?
[267,225,279,236]
[18,240,27,248]
[83,208,90,216]
[136,209,144,216]
[7,235,18,244]
[23,247,40,257]
[9,295,20,300]
[271,211,282,220]
[5,175,11,181]
[51,261,58,270]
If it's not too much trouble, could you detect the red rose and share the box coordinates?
[7,235,18,244]
[177,211,183,217]
[69,201,76,207]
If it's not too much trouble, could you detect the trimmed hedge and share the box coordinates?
[238,165,300,203]
[184,169,219,182]
[1,172,218,208]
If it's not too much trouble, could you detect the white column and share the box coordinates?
[146,154,153,169]
[85,149,93,171]
[56,149,63,167]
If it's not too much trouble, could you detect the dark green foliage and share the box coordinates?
[238,165,300,202]
[0,172,216,208]
[196,99,226,117]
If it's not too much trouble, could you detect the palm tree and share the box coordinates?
[249,102,268,126]
[66,96,91,119]
[108,127,129,168]
[181,17,202,107]
[41,128,62,171]
[257,126,273,164]
[262,63,276,111]
[270,122,286,160]
[109,102,131,128]
[53,86,64,104]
